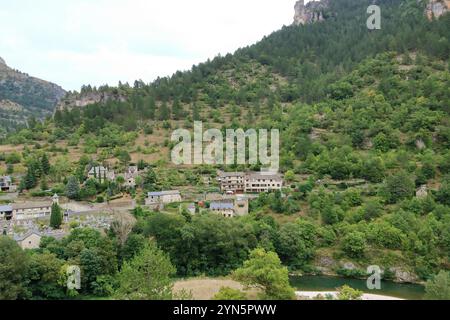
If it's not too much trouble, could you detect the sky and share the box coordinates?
[0,0,307,91]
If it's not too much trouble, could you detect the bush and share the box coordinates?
[382,170,415,204]
[342,231,366,258]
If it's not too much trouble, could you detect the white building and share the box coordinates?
[244,172,283,193]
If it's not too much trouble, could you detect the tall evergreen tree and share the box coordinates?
[193,103,201,121]
[159,101,171,121]
[50,203,63,229]
[65,176,80,200]
[41,153,51,175]
[172,99,183,120]
[23,168,37,190]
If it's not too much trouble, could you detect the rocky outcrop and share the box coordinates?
[293,0,330,25]
[57,90,127,111]
[0,56,66,118]
[390,267,419,283]
[0,99,24,112]
[425,0,450,20]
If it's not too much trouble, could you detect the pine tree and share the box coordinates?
[6,164,14,175]
[172,99,183,120]
[65,176,80,200]
[50,203,62,229]
[159,101,171,120]
[41,153,51,175]
[40,177,48,191]
[24,168,37,190]
[193,104,201,121]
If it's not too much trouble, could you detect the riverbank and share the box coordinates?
[290,275,425,300]
[296,291,403,300]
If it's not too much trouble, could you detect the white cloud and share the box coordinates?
[0,0,304,90]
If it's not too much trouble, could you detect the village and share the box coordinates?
[0,168,285,249]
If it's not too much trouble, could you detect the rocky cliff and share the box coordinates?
[425,0,450,19]
[293,0,449,26]
[293,0,330,25]
[0,99,24,112]
[56,89,128,111]
[0,56,66,118]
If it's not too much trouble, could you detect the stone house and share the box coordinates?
[14,231,42,249]
[210,201,235,218]
[0,176,17,192]
[123,165,139,188]
[145,190,182,206]
[0,204,13,221]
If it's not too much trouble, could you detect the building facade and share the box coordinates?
[217,172,245,194]
[244,172,283,193]
[0,176,17,192]
[123,166,139,188]
[145,190,182,206]
[1,195,59,221]
[14,231,42,249]
[210,201,235,218]
[209,196,249,218]
[12,202,53,220]
[0,205,13,220]
[217,171,283,194]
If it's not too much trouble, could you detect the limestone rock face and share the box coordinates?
[0,99,24,112]
[390,267,419,283]
[293,0,329,25]
[0,55,65,126]
[56,90,127,111]
[425,0,450,20]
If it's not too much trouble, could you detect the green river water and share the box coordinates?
[290,275,425,300]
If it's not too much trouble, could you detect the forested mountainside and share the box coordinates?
[0,57,66,133]
[0,0,449,300]
[54,0,449,122]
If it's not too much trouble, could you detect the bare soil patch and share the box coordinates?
[173,278,260,300]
